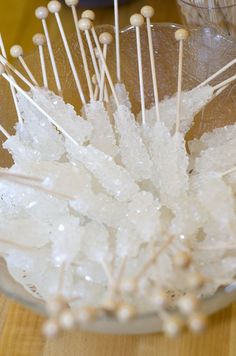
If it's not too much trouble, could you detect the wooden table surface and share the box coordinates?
[0,1,236,355]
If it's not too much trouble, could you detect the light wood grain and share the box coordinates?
[0,1,236,356]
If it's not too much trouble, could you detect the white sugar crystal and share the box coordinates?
[116,191,161,257]
[70,191,126,228]
[114,105,152,181]
[51,216,82,264]
[189,123,236,157]
[32,88,92,145]
[0,215,49,248]
[109,83,132,112]
[66,142,139,202]
[143,85,214,134]
[84,101,118,157]
[80,222,109,262]
[146,121,189,209]
[3,121,65,165]
[0,176,68,222]
[194,137,236,174]
[193,172,236,236]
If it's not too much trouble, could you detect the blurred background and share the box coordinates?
[0,0,180,54]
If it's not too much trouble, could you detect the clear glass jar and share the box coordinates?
[177,0,236,38]
[1,23,236,334]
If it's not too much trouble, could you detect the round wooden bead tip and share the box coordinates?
[65,0,79,6]
[141,5,155,18]
[92,74,97,85]
[164,316,183,337]
[178,294,198,315]
[130,14,144,27]
[10,45,23,58]
[99,32,113,45]
[152,290,168,308]
[175,29,189,41]
[46,296,67,316]
[76,306,96,323]
[33,33,46,46]
[102,298,119,312]
[35,6,49,19]
[81,9,96,21]
[188,313,207,333]
[48,0,62,13]
[0,64,5,75]
[187,272,205,290]
[78,18,92,31]
[173,251,192,269]
[121,278,138,293]
[59,310,75,330]
[116,304,136,322]
[42,319,59,338]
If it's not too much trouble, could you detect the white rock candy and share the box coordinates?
[3,108,65,165]
[189,123,236,157]
[0,215,50,248]
[143,85,214,134]
[193,172,236,237]
[33,88,92,145]
[1,72,236,312]
[0,177,68,222]
[109,83,132,112]
[116,191,161,257]
[114,105,152,181]
[194,137,236,174]
[51,215,82,265]
[146,121,189,209]
[66,142,139,202]
[80,221,109,262]
[13,160,127,229]
[85,101,118,157]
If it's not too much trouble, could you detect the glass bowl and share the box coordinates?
[1,23,236,334]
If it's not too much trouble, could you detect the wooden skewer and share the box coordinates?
[0,55,34,89]
[35,6,62,96]
[48,1,86,105]
[65,0,94,101]
[213,72,236,91]
[0,34,22,124]
[222,166,236,177]
[33,33,48,89]
[130,14,146,126]
[133,236,174,285]
[92,74,99,101]
[197,57,236,88]
[141,6,160,122]
[80,11,101,90]
[10,45,39,86]
[175,28,189,134]
[114,0,121,82]
[99,32,113,102]
[90,24,120,108]
[0,65,79,147]
[0,123,10,139]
